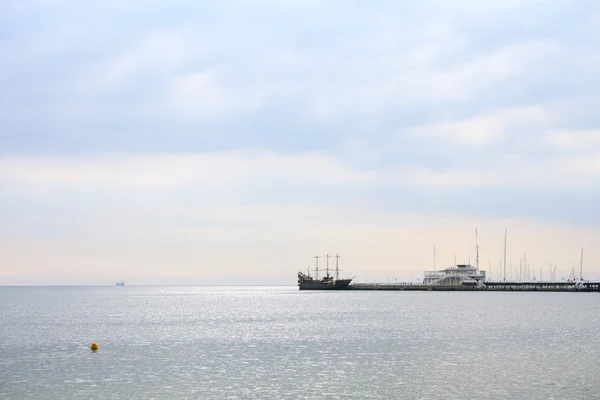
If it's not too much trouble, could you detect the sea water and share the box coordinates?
[1,286,599,399]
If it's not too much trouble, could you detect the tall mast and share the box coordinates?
[503,228,507,281]
[314,255,320,279]
[335,254,341,280]
[580,248,584,281]
[475,229,479,273]
[325,253,331,278]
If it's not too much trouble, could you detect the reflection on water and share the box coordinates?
[1,286,599,399]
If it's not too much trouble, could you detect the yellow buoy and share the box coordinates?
[90,342,99,352]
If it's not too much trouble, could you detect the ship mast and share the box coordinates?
[503,228,507,281]
[335,254,341,280]
[325,253,331,278]
[475,229,479,273]
[580,248,584,281]
[314,255,320,279]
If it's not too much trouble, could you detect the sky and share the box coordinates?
[1,0,600,285]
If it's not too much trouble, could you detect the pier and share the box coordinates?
[347,281,600,292]
[484,281,600,292]
[349,283,476,291]
[299,243,599,293]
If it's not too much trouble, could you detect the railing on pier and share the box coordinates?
[347,280,600,292]
[482,281,600,292]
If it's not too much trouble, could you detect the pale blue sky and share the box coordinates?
[1,1,600,284]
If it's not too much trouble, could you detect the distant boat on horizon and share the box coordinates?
[116,281,125,286]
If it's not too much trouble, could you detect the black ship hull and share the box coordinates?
[298,271,352,290]
[298,281,352,290]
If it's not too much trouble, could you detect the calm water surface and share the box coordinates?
[1,286,599,399]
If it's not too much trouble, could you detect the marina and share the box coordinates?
[298,230,600,293]
[299,260,600,292]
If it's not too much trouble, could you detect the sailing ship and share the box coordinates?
[298,254,353,290]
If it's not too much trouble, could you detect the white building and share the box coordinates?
[423,264,486,287]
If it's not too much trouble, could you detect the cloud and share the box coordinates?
[383,156,600,189]
[407,106,548,145]
[304,36,562,119]
[2,0,600,283]
[169,68,264,117]
[544,130,600,151]
[2,1,599,151]
[0,152,377,190]
[73,32,186,95]
[1,148,599,209]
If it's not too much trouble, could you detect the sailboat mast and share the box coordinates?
[325,253,331,278]
[335,254,341,280]
[503,228,507,281]
[580,248,584,281]
[519,259,522,282]
[475,229,479,273]
[314,255,320,279]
